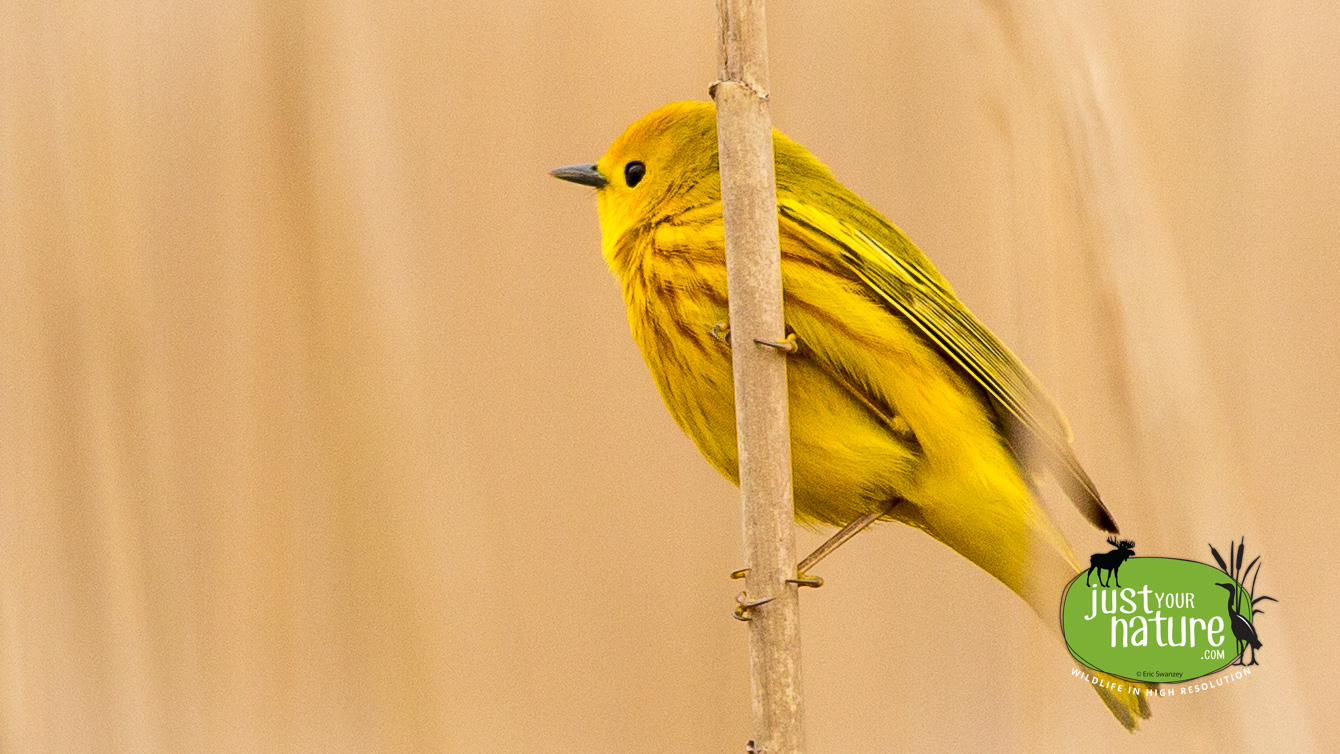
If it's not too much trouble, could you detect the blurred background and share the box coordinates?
[1,0,1335,751]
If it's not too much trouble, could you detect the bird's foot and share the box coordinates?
[754,332,798,353]
[731,567,823,588]
[711,321,731,346]
[788,573,823,588]
[728,502,897,620]
[729,568,773,621]
[728,567,821,622]
[732,591,774,621]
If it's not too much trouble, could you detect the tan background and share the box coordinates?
[2,0,1336,751]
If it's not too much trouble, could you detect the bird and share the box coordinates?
[552,100,1150,729]
[1216,582,1262,666]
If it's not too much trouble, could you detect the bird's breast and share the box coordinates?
[610,215,933,524]
[623,240,740,480]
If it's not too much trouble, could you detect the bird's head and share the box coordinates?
[551,101,721,257]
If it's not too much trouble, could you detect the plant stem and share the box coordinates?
[712,1,805,751]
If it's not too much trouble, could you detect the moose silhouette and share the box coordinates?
[1085,537,1135,588]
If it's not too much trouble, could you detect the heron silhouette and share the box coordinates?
[1216,582,1262,666]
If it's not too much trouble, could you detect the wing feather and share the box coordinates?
[778,197,1118,533]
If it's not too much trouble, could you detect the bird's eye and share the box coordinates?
[624,161,646,188]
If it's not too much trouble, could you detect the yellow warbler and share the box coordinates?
[553,101,1150,729]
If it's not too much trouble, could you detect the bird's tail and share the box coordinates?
[906,473,1153,730]
[1090,670,1152,731]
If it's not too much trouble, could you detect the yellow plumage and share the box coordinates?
[558,100,1149,729]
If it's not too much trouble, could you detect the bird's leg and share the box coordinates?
[730,499,900,594]
[794,498,902,584]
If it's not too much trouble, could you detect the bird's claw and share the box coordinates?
[730,565,819,622]
[733,592,775,621]
[733,566,822,588]
[731,569,778,621]
[711,321,731,346]
[754,332,798,353]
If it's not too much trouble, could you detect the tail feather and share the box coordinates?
[1092,671,1153,731]
[906,482,1153,730]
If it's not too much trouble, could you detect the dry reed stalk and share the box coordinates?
[712,0,805,751]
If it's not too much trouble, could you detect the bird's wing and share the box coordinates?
[777,195,1118,533]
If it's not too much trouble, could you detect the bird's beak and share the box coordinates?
[549,163,608,188]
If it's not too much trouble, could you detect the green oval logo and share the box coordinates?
[1060,557,1254,683]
